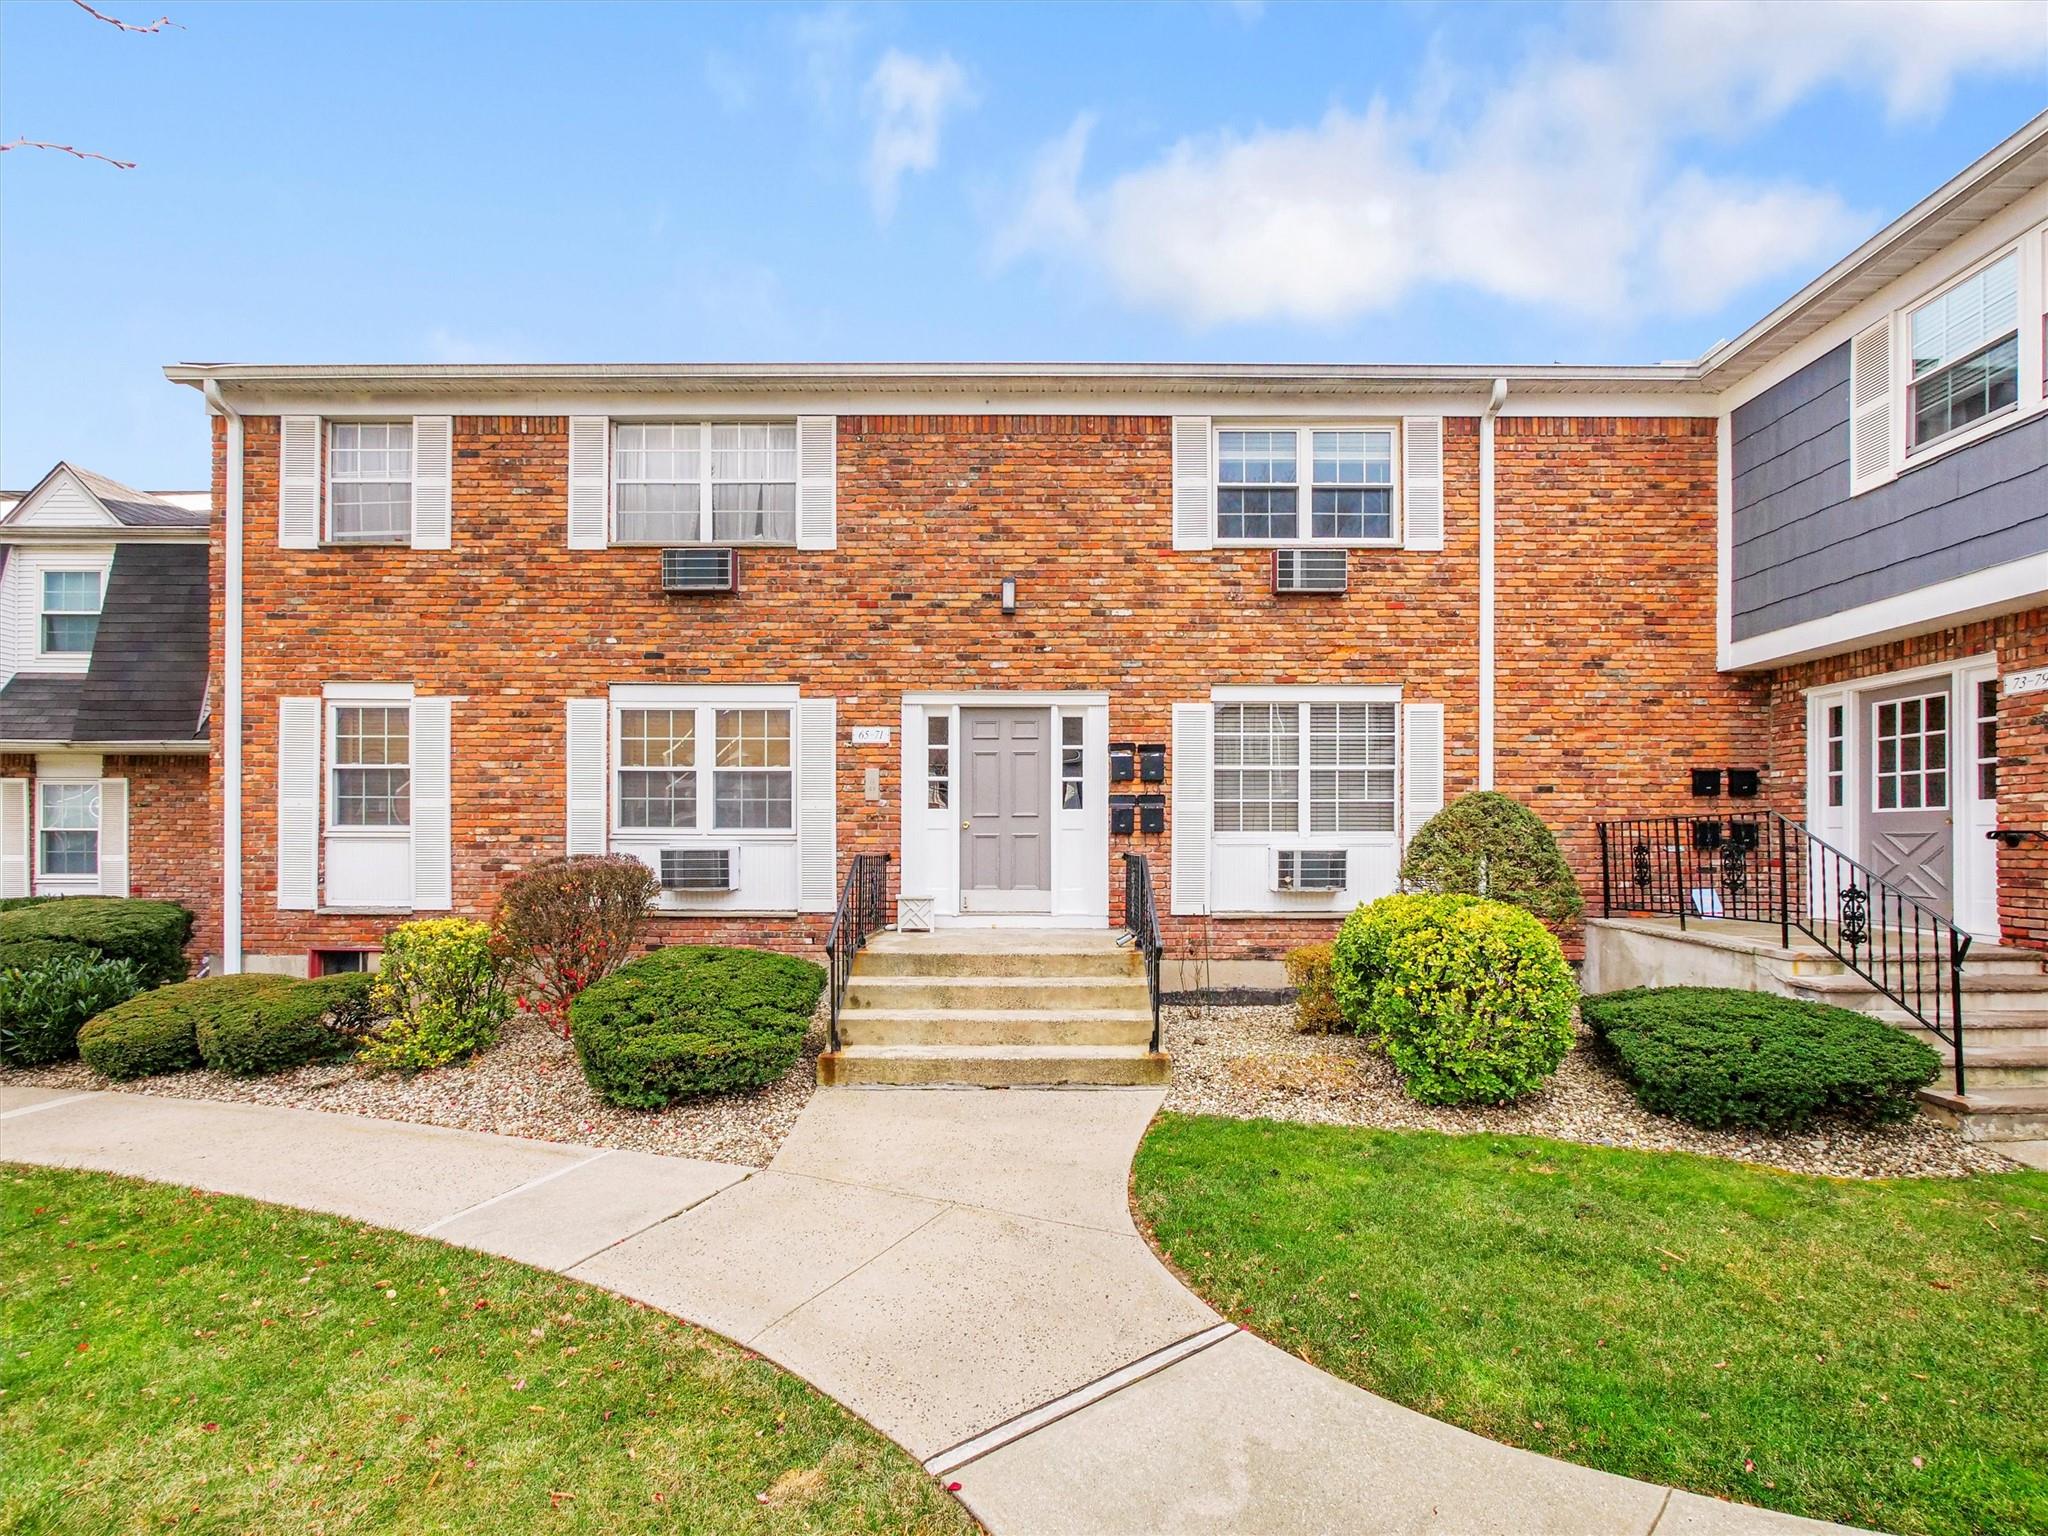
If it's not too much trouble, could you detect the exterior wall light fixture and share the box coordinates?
[1000,576,1017,614]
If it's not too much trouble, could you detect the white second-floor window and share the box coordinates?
[1217,426,1399,544]
[40,570,101,655]
[329,422,414,542]
[1908,252,2019,453]
[613,422,797,545]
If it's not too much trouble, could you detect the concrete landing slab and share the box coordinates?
[1658,1491,1864,1534]
[1997,1139,2048,1170]
[0,1084,92,1116]
[426,1149,749,1270]
[569,1170,945,1342]
[751,1202,1218,1459]
[0,1093,583,1231]
[771,1085,1164,1233]
[951,1329,1673,1536]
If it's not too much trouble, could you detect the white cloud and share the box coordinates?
[994,0,2041,329]
[791,5,865,111]
[863,48,974,221]
[702,49,754,115]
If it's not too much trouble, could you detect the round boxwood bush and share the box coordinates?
[0,953,144,1066]
[572,946,826,1108]
[1582,986,1942,1132]
[1399,791,1583,922]
[0,938,96,973]
[79,974,293,1080]
[1364,898,1576,1105]
[1331,892,1483,1033]
[195,972,376,1076]
[0,897,195,986]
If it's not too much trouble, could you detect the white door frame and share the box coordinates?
[899,690,1110,929]
[1804,652,1999,939]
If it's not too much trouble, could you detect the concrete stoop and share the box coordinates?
[1585,917,2048,1142]
[818,929,1168,1088]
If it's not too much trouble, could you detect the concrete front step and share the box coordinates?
[1786,971,2048,1016]
[1901,1015,2048,1049]
[838,1006,1156,1048]
[855,930,1142,979]
[1916,1084,2048,1142]
[1923,1043,2048,1091]
[844,974,1151,1012]
[817,1044,1171,1087]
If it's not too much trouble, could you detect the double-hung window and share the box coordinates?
[615,704,794,832]
[40,570,102,655]
[329,422,414,542]
[1908,252,2019,452]
[612,422,797,544]
[37,781,99,878]
[1215,701,1396,834]
[1217,426,1397,543]
[331,705,412,827]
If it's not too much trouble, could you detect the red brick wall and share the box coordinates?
[1761,607,2048,950]
[212,411,1744,963]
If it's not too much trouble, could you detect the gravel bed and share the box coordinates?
[4,1002,829,1168]
[1162,1004,2017,1180]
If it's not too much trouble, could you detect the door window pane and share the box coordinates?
[1060,714,1084,810]
[1872,691,1948,815]
[1977,680,1999,800]
[927,713,951,809]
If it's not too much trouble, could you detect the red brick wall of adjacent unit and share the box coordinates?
[211,410,1739,964]
[1761,607,2048,951]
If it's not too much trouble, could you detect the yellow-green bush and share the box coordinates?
[1282,944,1342,1033]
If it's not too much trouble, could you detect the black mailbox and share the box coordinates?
[1690,768,1723,798]
[1692,818,1723,851]
[1138,745,1166,783]
[1728,820,1760,852]
[1138,795,1166,834]
[1110,795,1136,837]
[1727,768,1760,799]
[1110,744,1136,782]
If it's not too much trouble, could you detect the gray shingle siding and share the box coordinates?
[1730,341,2048,641]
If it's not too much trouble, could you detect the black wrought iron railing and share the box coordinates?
[825,853,890,1053]
[1597,810,1971,1094]
[1120,852,1164,1053]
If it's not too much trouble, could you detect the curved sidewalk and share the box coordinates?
[1,1080,1856,1535]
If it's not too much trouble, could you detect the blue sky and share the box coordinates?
[1,0,2043,488]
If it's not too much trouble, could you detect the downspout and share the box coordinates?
[1479,376,1507,790]
[203,379,244,974]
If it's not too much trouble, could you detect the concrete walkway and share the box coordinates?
[2,1081,1858,1535]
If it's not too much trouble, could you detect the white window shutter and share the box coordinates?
[1170,702,1212,915]
[411,415,453,550]
[1172,417,1213,551]
[96,778,130,896]
[277,697,321,909]
[279,415,321,550]
[567,417,610,550]
[797,697,838,912]
[797,416,837,551]
[1849,318,1894,494]
[1402,417,1444,551]
[410,698,453,909]
[0,779,27,898]
[1403,702,1446,845]
[565,698,608,855]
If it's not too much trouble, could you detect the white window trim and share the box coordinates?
[325,419,415,546]
[325,696,414,837]
[1210,696,1400,845]
[1902,245,2024,460]
[609,419,800,548]
[608,686,802,842]
[1212,421,1402,548]
[34,778,100,885]
[35,564,105,663]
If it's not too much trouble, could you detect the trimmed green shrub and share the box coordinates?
[1582,986,1942,1132]
[1331,893,1483,1034]
[1282,944,1342,1034]
[359,919,510,1073]
[195,972,376,1076]
[1399,792,1583,922]
[1365,898,1576,1105]
[0,897,195,986]
[0,938,96,973]
[0,954,144,1066]
[78,975,293,1080]
[0,896,55,913]
[493,854,659,1038]
[573,946,826,1108]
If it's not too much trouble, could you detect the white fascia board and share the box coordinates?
[1210,684,1404,702]
[1721,554,2048,671]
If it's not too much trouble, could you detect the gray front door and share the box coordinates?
[1861,680,1954,915]
[960,708,1051,911]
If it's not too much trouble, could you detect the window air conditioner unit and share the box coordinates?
[661,547,738,593]
[1272,547,1347,595]
[1273,849,1348,892]
[660,847,738,892]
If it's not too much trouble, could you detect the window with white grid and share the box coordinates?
[618,708,697,829]
[328,422,413,542]
[1873,692,1948,812]
[38,781,99,878]
[1213,703,1300,833]
[1216,431,1299,541]
[713,709,793,830]
[1310,430,1394,541]
[1908,252,2019,452]
[1308,703,1396,832]
[331,705,411,827]
[613,424,703,544]
[612,422,797,544]
[710,424,798,543]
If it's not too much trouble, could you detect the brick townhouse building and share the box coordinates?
[140,113,2042,984]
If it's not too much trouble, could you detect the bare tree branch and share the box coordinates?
[69,0,182,32]
[0,137,138,169]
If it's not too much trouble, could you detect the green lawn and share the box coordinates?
[1133,1116,2048,1536]
[0,1165,974,1535]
